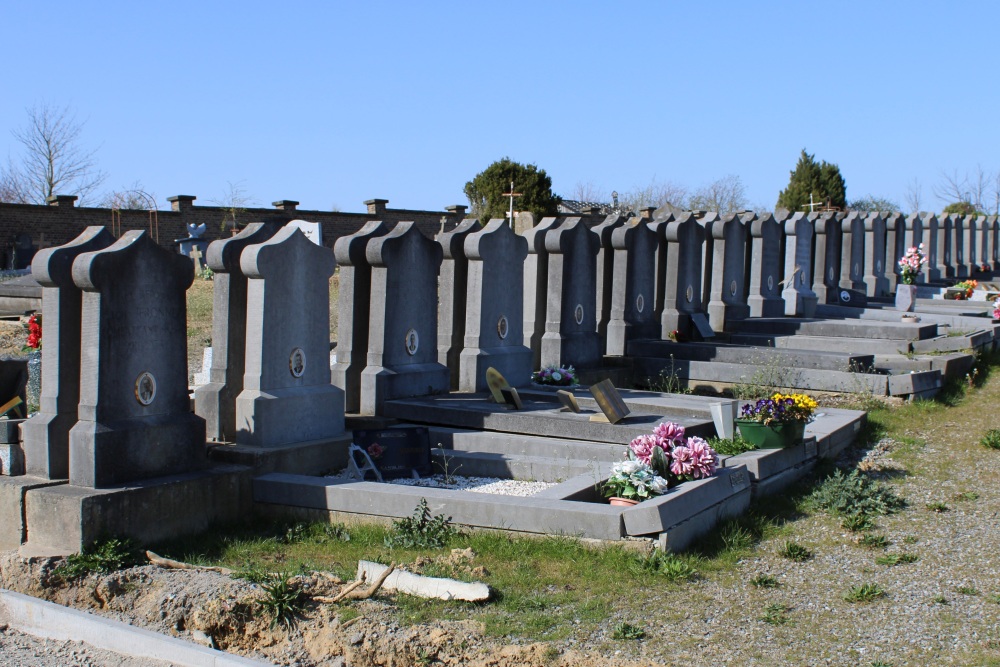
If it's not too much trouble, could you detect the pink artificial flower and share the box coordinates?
[686,436,719,479]
[653,421,686,447]
[669,445,695,477]
[629,434,659,464]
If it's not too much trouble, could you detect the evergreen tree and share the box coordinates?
[464,157,561,222]
[776,149,847,212]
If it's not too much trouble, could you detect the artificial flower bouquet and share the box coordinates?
[951,279,978,300]
[897,245,926,285]
[531,365,578,386]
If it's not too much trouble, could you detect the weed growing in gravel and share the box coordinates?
[720,523,755,551]
[809,469,905,519]
[53,537,142,581]
[875,554,918,566]
[955,491,979,502]
[926,501,949,513]
[260,572,304,629]
[386,498,457,549]
[761,603,793,625]
[842,514,876,532]
[844,583,886,603]
[957,586,980,596]
[750,574,779,588]
[903,536,919,544]
[632,549,699,582]
[989,594,1000,605]
[707,435,758,456]
[612,621,646,640]
[642,358,691,395]
[284,521,350,544]
[858,534,890,549]
[779,541,812,562]
[980,429,1000,450]
[870,661,893,667]
[932,594,949,605]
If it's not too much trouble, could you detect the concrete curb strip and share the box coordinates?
[0,588,273,666]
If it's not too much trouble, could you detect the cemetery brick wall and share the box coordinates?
[0,197,467,252]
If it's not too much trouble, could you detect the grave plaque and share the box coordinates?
[68,231,206,488]
[499,386,523,410]
[589,379,630,424]
[556,390,580,413]
[486,367,512,404]
[352,427,432,480]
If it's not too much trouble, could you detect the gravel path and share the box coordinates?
[0,624,172,667]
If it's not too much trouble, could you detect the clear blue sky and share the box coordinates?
[3,1,998,213]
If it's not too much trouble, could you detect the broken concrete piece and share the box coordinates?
[356,560,491,602]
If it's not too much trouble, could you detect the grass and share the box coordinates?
[981,428,1000,450]
[844,583,886,603]
[611,621,645,640]
[750,574,779,588]
[761,603,793,626]
[707,435,758,456]
[858,533,890,549]
[53,538,142,581]
[778,541,812,562]
[875,553,918,566]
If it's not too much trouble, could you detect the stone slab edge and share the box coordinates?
[0,588,272,666]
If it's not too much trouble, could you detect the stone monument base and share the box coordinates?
[235,385,346,448]
[20,464,249,555]
[360,363,450,415]
[0,476,66,550]
[459,346,532,393]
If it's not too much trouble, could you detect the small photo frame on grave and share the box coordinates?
[588,379,630,424]
[500,386,523,410]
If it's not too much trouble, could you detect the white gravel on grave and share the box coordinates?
[389,474,555,497]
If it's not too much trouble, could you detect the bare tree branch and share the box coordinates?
[903,178,923,214]
[687,174,749,214]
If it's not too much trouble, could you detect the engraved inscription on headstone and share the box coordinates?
[729,469,747,487]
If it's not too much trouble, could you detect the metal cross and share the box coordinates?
[503,181,522,228]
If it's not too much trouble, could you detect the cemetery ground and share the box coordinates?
[1,305,999,665]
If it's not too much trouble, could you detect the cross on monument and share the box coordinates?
[503,181,522,229]
[189,246,204,274]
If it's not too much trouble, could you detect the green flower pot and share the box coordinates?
[735,419,805,449]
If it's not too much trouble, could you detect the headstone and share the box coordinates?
[540,219,601,369]
[235,226,344,446]
[647,213,674,327]
[988,215,999,271]
[437,218,483,390]
[606,218,659,355]
[522,217,564,369]
[193,222,280,441]
[331,221,390,413]
[68,231,206,488]
[22,227,115,480]
[780,213,817,317]
[592,214,627,352]
[661,213,707,339]
[459,220,531,392]
[286,219,323,246]
[904,213,924,257]
[936,214,954,279]
[361,222,450,415]
[883,213,906,291]
[863,213,889,297]
[922,214,942,282]
[702,213,750,331]
[174,223,210,270]
[193,347,212,386]
[976,215,991,270]
[839,212,866,292]
[746,213,785,317]
[954,215,971,278]
[811,212,841,304]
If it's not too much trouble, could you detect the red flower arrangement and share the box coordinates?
[23,314,41,351]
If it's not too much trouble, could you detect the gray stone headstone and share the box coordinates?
[540,218,601,369]
[361,222,450,415]
[236,226,345,446]
[661,213,707,338]
[921,214,941,282]
[953,215,971,278]
[839,212,866,293]
[592,214,627,353]
[68,231,206,488]
[437,218,483,390]
[904,213,923,255]
[747,213,784,317]
[863,213,889,297]
[936,214,954,279]
[883,213,906,291]
[459,220,531,391]
[781,214,817,317]
[21,227,115,480]
[647,213,674,326]
[193,222,280,442]
[976,215,990,269]
[811,212,841,304]
[607,218,659,356]
[287,219,323,246]
[331,221,390,413]
[522,217,564,369]
[987,215,999,271]
[703,213,750,331]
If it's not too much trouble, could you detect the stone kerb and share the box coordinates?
[68,231,206,488]
[660,213,706,338]
[747,213,785,317]
[459,219,531,392]
[780,214,817,317]
[839,212,866,293]
[703,213,750,331]
[606,217,659,356]
[194,222,280,442]
[21,227,115,480]
[361,221,450,415]
[811,212,840,304]
[592,214,628,352]
[540,218,601,370]
[884,213,906,291]
[437,218,483,391]
[522,217,565,370]
[863,213,889,297]
[331,221,390,413]
[235,226,345,447]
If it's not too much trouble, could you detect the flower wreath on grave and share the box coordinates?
[22,313,41,352]
[951,279,978,300]
[530,365,578,387]
[603,421,719,504]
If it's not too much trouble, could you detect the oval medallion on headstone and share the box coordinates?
[574,304,584,325]
[799,273,806,285]
[854,262,859,276]
[289,347,306,378]
[828,267,834,281]
[497,315,509,340]
[134,372,156,406]
[730,279,738,297]
[767,275,774,291]
[945,252,950,262]
[840,290,851,303]
[685,285,693,303]
[405,328,419,356]
[876,260,882,272]
[636,294,645,313]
